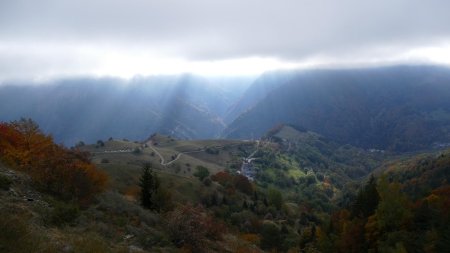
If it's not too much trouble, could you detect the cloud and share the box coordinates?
[1,0,450,80]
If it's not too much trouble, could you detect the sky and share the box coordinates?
[1,0,450,81]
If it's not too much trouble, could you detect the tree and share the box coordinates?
[194,166,210,181]
[132,147,141,154]
[96,140,104,147]
[139,163,160,210]
[0,119,107,203]
[234,174,253,195]
[352,174,379,218]
[211,171,233,186]
[75,141,85,147]
[166,204,224,252]
[260,222,282,251]
[268,187,283,210]
[376,176,412,232]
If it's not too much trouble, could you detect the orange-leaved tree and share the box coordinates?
[0,118,107,203]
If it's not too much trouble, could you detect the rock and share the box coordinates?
[128,245,145,253]
[123,234,135,240]
[8,188,19,197]
[62,245,73,252]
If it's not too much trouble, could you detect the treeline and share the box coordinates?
[195,150,450,252]
[314,175,450,253]
[0,118,107,203]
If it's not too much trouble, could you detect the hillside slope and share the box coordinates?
[0,75,251,145]
[223,70,296,124]
[2,118,448,252]
[224,65,450,152]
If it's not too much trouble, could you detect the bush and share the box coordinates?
[205,148,219,155]
[0,174,12,190]
[194,166,210,181]
[96,140,104,147]
[0,119,108,203]
[50,201,80,226]
[69,233,111,253]
[133,147,142,155]
[260,222,282,251]
[166,204,225,252]
[75,141,85,147]
[202,177,212,186]
[0,212,56,253]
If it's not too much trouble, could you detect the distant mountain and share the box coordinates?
[0,75,252,145]
[224,65,450,152]
[223,70,296,124]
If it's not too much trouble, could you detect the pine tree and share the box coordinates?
[222,196,227,205]
[211,192,218,206]
[139,163,159,210]
[253,191,258,201]
[352,174,380,218]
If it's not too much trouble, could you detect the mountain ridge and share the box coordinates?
[224,65,450,152]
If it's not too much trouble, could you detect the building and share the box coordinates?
[240,160,256,181]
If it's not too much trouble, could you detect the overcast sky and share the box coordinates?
[1,0,450,81]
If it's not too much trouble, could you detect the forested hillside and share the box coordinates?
[0,75,251,145]
[1,119,449,252]
[225,65,450,152]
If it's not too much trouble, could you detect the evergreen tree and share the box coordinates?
[376,176,412,232]
[222,196,227,205]
[139,163,159,210]
[253,191,258,201]
[260,222,283,251]
[352,174,379,218]
[211,192,218,206]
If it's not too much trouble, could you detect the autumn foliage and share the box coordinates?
[211,171,253,195]
[166,203,226,252]
[0,118,107,202]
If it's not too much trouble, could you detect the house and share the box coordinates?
[240,160,256,181]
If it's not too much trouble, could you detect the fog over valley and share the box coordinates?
[1,1,450,253]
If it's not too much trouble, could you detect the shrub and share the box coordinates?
[0,174,12,190]
[205,148,219,155]
[166,204,225,252]
[211,171,253,195]
[132,147,141,154]
[50,201,80,226]
[202,177,212,186]
[260,222,282,251]
[0,212,56,253]
[194,166,210,181]
[69,233,111,253]
[75,141,85,147]
[0,119,108,203]
[241,233,260,245]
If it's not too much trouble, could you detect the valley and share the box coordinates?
[1,64,450,253]
[2,1,450,252]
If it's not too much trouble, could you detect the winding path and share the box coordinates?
[146,142,191,166]
[146,141,255,166]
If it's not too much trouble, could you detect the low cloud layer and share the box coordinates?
[1,0,450,80]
